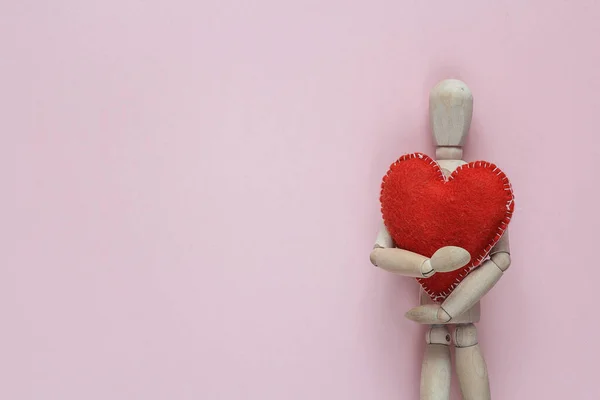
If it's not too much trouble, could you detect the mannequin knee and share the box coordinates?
[453,323,478,347]
[426,325,451,346]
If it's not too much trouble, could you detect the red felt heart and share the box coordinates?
[380,152,514,302]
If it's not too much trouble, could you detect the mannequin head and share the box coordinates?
[429,79,473,160]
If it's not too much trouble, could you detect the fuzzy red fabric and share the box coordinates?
[380,152,514,302]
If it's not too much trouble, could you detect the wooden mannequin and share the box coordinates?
[370,79,511,400]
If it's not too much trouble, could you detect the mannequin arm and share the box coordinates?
[370,222,471,278]
[405,230,512,323]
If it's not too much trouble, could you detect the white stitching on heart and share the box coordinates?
[380,152,515,303]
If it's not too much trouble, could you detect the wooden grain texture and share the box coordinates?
[454,324,491,400]
[440,259,503,319]
[429,246,471,273]
[421,325,452,400]
[429,79,473,147]
[370,247,428,277]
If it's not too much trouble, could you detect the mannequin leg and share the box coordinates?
[420,325,451,400]
[454,323,491,400]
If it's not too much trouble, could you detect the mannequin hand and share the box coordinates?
[404,304,452,324]
[428,246,471,273]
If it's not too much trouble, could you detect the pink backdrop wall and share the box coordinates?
[3,1,599,399]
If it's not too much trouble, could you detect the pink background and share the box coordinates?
[3,1,599,399]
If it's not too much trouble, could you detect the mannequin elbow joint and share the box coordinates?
[491,252,511,272]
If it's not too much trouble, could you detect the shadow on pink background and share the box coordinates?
[3,1,599,399]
